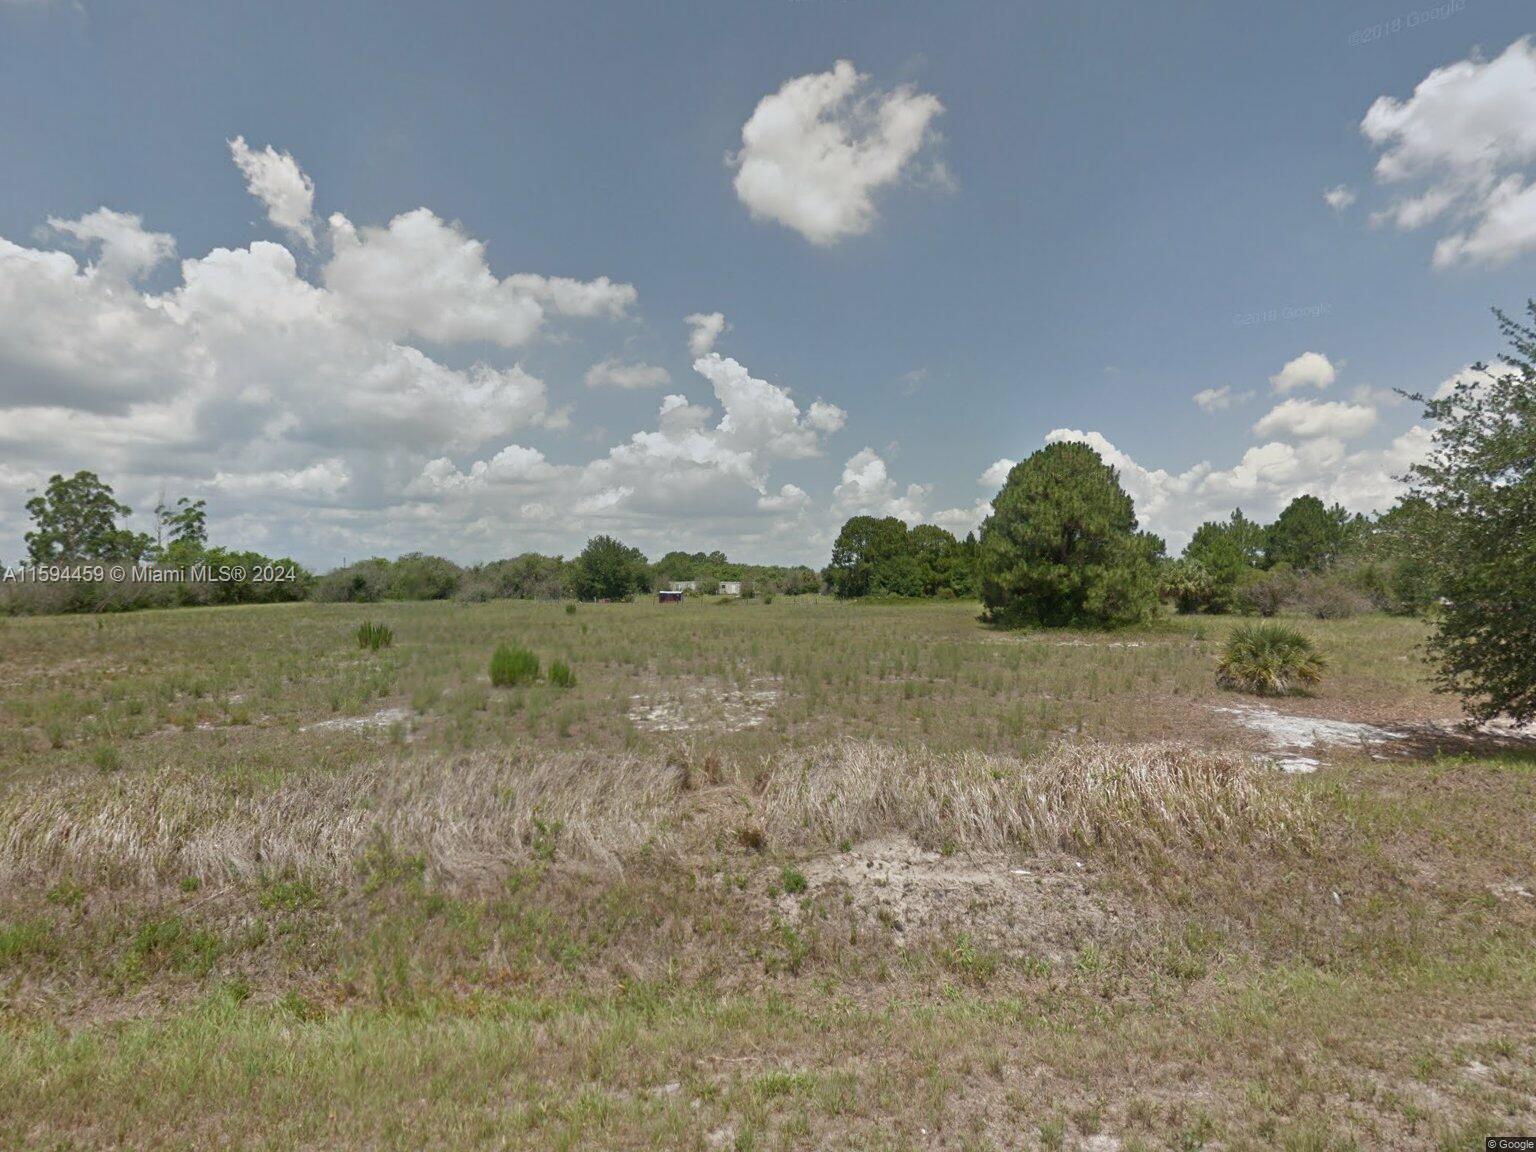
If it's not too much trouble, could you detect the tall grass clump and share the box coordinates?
[357,621,394,651]
[759,741,1313,857]
[548,660,576,688]
[1216,623,1325,696]
[490,644,540,687]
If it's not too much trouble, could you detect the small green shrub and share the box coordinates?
[357,621,394,651]
[564,603,577,615]
[548,660,576,688]
[490,644,540,687]
[1216,623,1325,696]
[780,865,808,895]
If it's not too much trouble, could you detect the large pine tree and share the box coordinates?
[978,442,1163,628]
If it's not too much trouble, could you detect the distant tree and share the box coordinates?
[780,566,822,595]
[1159,558,1219,614]
[388,553,461,600]
[25,471,152,564]
[569,535,651,600]
[154,496,209,566]
[978,443,1163,628]
[1264,495,1349,572]
[1403,303,1536,722]
[1183,508,1263,611]
[825,515,913,598]
[906,524,969,597]
[311,558,393,603]
[157,496,207,549]
[1371,497,1438,615]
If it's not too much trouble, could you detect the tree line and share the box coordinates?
[1,484,823,611]
[5,301,1531,720]
[822,301,1535,722]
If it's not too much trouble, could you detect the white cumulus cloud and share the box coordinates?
[1361,37,1536,267]
[228,136,318,249]
[833,447,929,523]
[47,209,176,281]
[1323,184,1357,212]
[1253,398,1378,441]
[325,208,634,347]
[584,358,671,389]
[979,458,1016,487]
[731,60,948,245]
[685,311,728,357]
[1269,351,1337,393]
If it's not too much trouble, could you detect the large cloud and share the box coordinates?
[403,339,847,549]
[1252,398,1378,441]
[1361,37,1536,267]
[833,448,929,523]
[731,60,948,245]
[0,141,643,562]
[325,208,635,347]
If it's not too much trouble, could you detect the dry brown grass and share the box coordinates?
[0,740,1309,893]
[758,739,1313,856]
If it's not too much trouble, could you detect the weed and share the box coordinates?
[357,621,394,651]
[549,660,576,688]
[490,644,540,687]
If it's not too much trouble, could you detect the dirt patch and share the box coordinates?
[301,707,413,734]
[1216,703,1536,769]
[1214,704,1407,771]
[775,835,1125,962]
[628,677,780,734]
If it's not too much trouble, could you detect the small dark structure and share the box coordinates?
[657,589,684,604]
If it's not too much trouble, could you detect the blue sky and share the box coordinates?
[1,0,1533,566]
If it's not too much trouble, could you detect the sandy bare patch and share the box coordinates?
[628,677,780,734]
[302,707,412,734]
[1431,715,1536,741]
[776,834,1123,961]
[1215,704,1407,772]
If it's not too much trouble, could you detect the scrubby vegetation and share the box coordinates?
[1,599,1532,1148]
[489,643,540,687]
[1216,623,1326,696]
[1404,303,1536,723]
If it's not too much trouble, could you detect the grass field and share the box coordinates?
[2,598,1533,1150]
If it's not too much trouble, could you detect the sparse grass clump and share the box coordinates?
[548,660,576,688]
[779,864,808,894]
[1216,623,1325,696]
[490,644,539,687]
[357,621,394,651]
